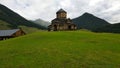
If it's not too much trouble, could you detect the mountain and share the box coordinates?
[33,19,50,28]
[94,23,120,33]
[0,4,46,30]
[72,13,110,31]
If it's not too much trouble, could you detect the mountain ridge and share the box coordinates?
[0,4,46,30]
[33,19,50,28]
[72,13,120,33]
[72,12,110,30]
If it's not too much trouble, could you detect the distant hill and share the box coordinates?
[33,19,50,28]
[94,23,120,33]
[72,13,110,31]
[0,4,46,30]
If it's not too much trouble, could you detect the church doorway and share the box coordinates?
[68,25,72,30]
[54,25,57,31]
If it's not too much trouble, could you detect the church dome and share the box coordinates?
[56,9,67,14]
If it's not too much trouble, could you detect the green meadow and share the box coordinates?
[0,31,120,68]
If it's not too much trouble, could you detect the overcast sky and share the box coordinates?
[0,0,120,24]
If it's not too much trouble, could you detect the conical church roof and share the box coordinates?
[56,8,67,14]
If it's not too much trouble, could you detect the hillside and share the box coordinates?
[72,13,110,30]
[0,20,12,29]
[0,4,46,30]
[33,19,50,28]
[0,31,120,68]
[94,23,120,33]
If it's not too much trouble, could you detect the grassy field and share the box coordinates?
[0,31,120,68]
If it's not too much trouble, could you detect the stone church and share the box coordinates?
[48,9,77,31]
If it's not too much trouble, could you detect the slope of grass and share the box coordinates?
[19,26,40,33]
[0,31,120,68]
[0,20,12,30]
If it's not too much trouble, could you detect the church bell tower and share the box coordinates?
[56,9,67,19]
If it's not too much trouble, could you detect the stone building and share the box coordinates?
[48,9,77,31]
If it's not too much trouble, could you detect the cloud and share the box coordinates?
[0,0,120,23]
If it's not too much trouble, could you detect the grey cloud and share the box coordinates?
[0,0,120,23]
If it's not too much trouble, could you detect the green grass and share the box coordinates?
[19,26,40,33]
[0,20,12,30]
[0,31,120,68]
